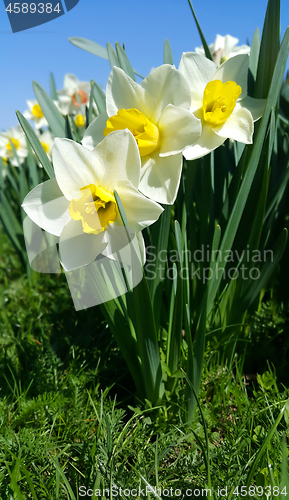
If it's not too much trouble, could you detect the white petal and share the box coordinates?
[139,152,183,204]
[141,65,192,123]
[223,35,239,55]
[93,130,141,191]
[106,67,154,118]
[64,74,79,91]
[213,54,249,98]
[59,219,107,271]
[158,105,201,156]
[179,53,217,110]
[22,178,71,237]
[183,125,226,160]
[52,138,104,200]
[239,96,266,121]
[82,111,109,150]
[116,179,164,231]
[213,107,254,144]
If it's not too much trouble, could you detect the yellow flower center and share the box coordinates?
[104,108,160,157]
[75,114,86,127]
[202,80,241,126]
[72,90,88,107]
[32,104,44,118]
[69,184,117,235]
[41,142,49,154]
[6,138,19,151]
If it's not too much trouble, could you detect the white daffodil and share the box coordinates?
[196,34,250,66]
[82,65,201,205]
[178,53,266,160]
[57,74,90,115]
[23,100,48,130]
[0,126,28,166]
[22,130,163,272]
[36,129,55,161]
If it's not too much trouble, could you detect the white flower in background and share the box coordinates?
[23,100,48,129]
[57,74,90,115]
[0,126,28,166]
[22,130,163,271]
[36,129,55,161]
[82,65,201,205]
[178,53,266,160]
[196,34,250,66]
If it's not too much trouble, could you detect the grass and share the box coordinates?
[1,226,289,499]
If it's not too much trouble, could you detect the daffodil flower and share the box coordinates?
[196,34,250,66]
[57,74,90,115]
[22,130,163,272]
[23,99,48,130]
[178,53,266,160]
[82,65,201,204]
[0,126,28,166]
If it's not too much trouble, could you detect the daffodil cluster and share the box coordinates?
[19,43,266,272]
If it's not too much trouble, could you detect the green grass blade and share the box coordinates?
[115,42,136,81]
[164,39,174,65]
[249,27,260,81]
[33,81,66,138]
[186,0,213,61]
[16,111,54,178]
[245,400,288,486]
[50,457,77,499]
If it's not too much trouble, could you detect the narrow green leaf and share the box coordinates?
[69,37,144,79]
[254,0,280,98]
[49,72,58,100]
[69,36,109,59]
[91,80,106,114]
[242,229,287,309]
[164,39,174,65]
[207,26,289,314]
[115,42,136,81]
[16,111,54,178]
[187,0,213,61]
[107,42,120,70]
[249,28,260,81]
[33,81,66,138]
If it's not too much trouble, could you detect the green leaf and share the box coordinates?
[115,42,136,81]
[164,39,174,65]
[254,0,280,98]
[249,28,260,82]
[69,36,144,78]
[33,81,66,138]
[69,36,109,59]
[107,42,120,70]
[49,72,58,100]
[207,26,289,314]
[16,111,54,178]
[91,79,106,114]
[187,0,213,61]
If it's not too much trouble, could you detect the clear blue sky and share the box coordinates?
[0,0,288,130]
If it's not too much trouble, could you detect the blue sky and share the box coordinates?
[0,0,288,130]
